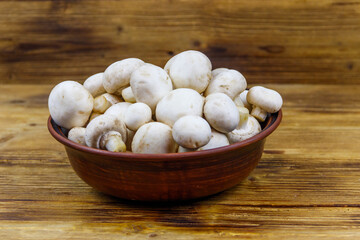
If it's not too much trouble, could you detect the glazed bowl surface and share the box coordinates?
[48,110,282,201]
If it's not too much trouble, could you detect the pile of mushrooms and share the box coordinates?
[48,50,283,154]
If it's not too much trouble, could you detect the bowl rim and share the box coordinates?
[48,109,282,160]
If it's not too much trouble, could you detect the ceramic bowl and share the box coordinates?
[48,110,282,201]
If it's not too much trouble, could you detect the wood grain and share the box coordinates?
[0,0,359,85]
[1,84,360,239]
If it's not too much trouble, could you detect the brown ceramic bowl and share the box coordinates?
[48,110,282,201]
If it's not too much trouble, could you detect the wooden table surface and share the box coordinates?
[0,83,359,239]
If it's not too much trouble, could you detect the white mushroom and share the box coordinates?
[204,93,239,133]
[93,93,122,113]
[88,112,102,123]
[130,63,173,112]
[68,127,86,145]
[156,88,204,127]
[124,103,152,131]
[177,146,194,153]
[132,122,178,154]
[48,81,94,129]
[164,50,212,93]
[205,69,247,99]
[247,86,283,122]
[104,102,132,121]
[85,114,127,152]
[227,107,261,143]
[198,129,229,151]
[172,116,211,149]
[83,73,106,97]
[121,86,136,103]
[211,68,228,79]
[103,58,145,94]
[234,90,252,111]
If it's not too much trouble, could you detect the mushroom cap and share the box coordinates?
[130,63,173,112]
[211,68,228,79]
[227,116,261,143]
[83,72,106,97]
[124,102,152,131]
[104,102,132,121]
[48,81,94,129]
[103,58,145,94]
[164,50,212,93]
[85,114,127,149]
[247,86,283,113]
[93,93,122,113]
[156,88,204,127]
[131,122,178,154]
[204,93,239,133]
[198,129,229,151]
[205,69,247,99]
[68,127,86,145]
[121,86,136,103]
[172,115,212,149]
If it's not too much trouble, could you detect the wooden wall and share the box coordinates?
[0,0,359,85]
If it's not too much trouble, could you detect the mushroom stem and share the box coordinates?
[237,107,249,129]
[100,131,126,152]
[250,105,267,122]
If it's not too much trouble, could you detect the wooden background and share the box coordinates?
[0,0,359,85]
[1,0,360,239]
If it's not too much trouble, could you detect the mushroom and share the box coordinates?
[83,73,106,97]
[88,112,102,123]
[124,102,152,131]
[93,93,122,114]
[204,93,239,133]
[103,58,145,94]
[234,90,252,112]
[247,86,283,122]
[130,63,173,112]
[85,114,127,152]
[172,115,212,149]
[104,102,132,121]
[198,129,229,151]
[68,127,86,145]
[227,107,261,143]
[48,81,94,129]
[205,69,247,99]
[121,86,136,103]
[131,122,178,154]
[164,50,212,93]
[125,128,135,152]
[156,88,204,127]
[211,68,228,79]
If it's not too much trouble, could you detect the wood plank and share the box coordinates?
[0,0,359,84]
[1,84,360,239]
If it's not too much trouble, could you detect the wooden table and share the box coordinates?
[1,84,359,239]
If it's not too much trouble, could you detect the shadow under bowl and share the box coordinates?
[48,110,282,201]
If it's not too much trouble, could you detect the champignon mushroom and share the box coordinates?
[93,93,122,113]
[172,115,211,149]
[227,107,261,143]
[204,93,239,133]
[234,90,252,112]
[131,122,178,154]
[68,127,86,145]
[211,68,228,79]
[85,114,127,152]
[48,81,94,129]
[205,69,247,99]
[121,86,136,103]
[198,129,229,151]
[83,73,106,97]
[164,50,212,93]
[124,102,152,131]
[104,102,132,121]
[156,88,204,127]
[130,63,173,112]
[103,58,145,94]
[247,86,283,122]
